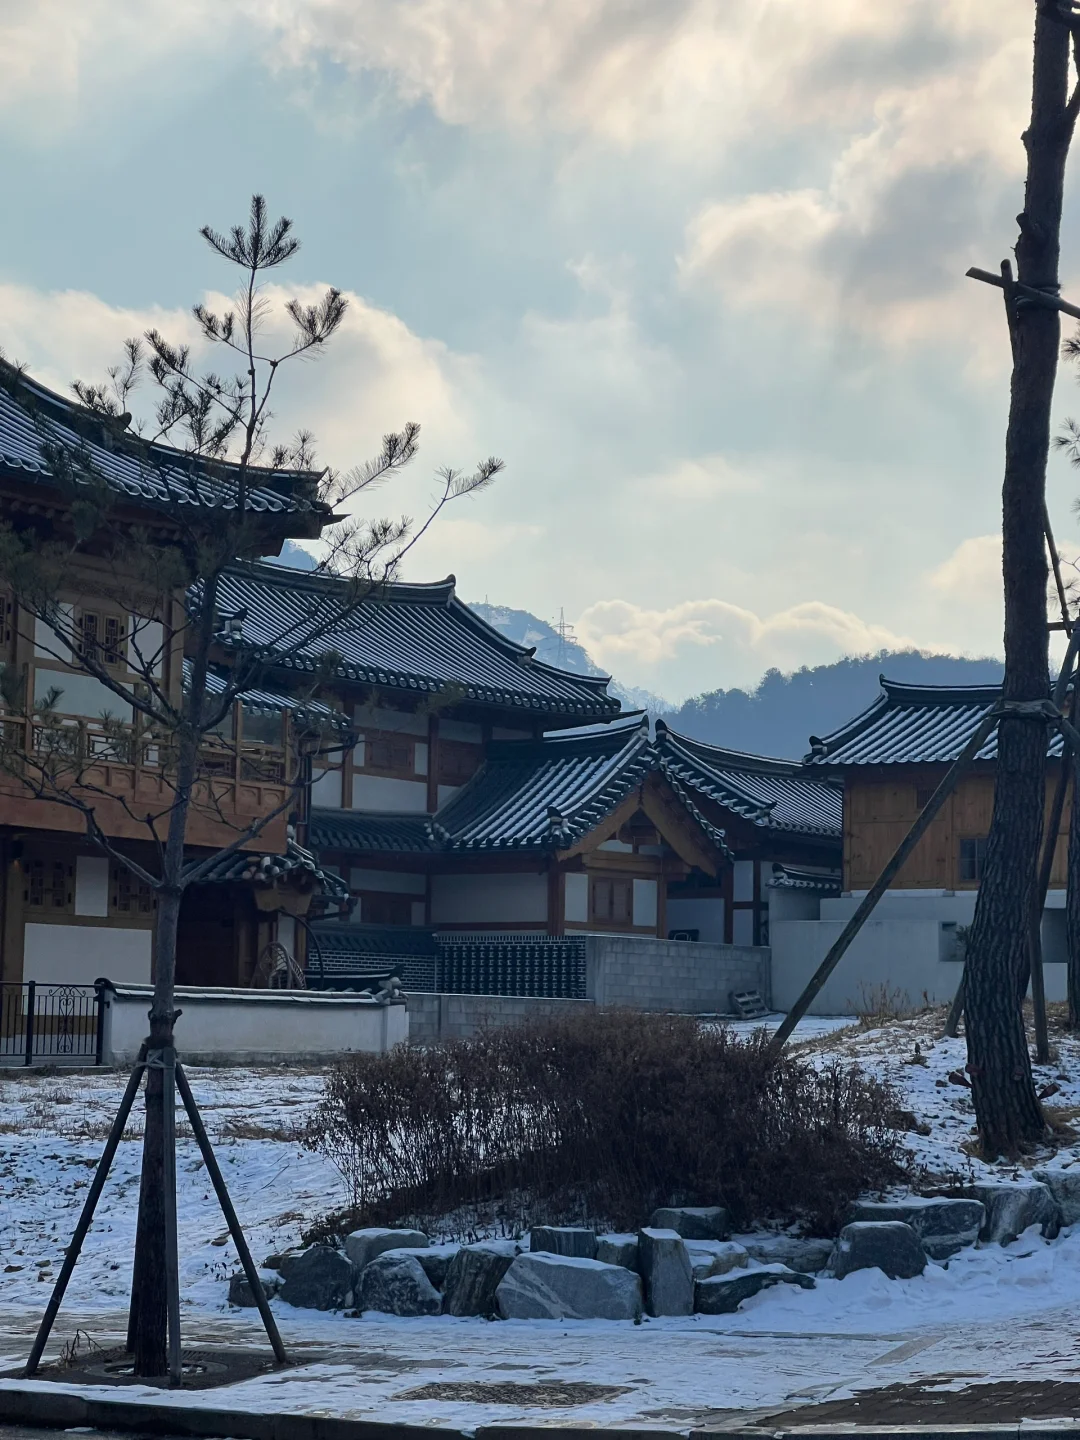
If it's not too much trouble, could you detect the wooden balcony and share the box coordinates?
[0,711,291,851]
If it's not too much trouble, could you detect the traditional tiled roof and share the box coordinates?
[199,838,351,905]
[768,863,841,894]
[0,363,328,523]
[309,810,438,854]
[804,677,1064,766]
[654,722,843,837]
[210,562,620,720]
[312,715,729,863]
[198,664,349,730]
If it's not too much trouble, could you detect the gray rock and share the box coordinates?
[695,1264,815,1314]
[384,1244,458,1291]
[649,1206,730,1241]
[969,1181,1059,1245]
[358,1252,442,1317]
[739,1235,835,1274]
[227,1270,280,1307]
[442,1241,519,1317]
[344,1226,429,1273]
[496,1252,643,1321]
[278,1245,355,1310]
[829,1222,927,1281]
[638,1227,693,1317]
[846,1198,985,1260]
[263,1248,302,1273]
[530,1226,597,1259]
[596,1233,639,1270]
[685,1240,749,1281]
[1034,1166,1080,1227]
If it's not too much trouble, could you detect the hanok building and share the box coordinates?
[0,365,344,998]
[769,677,1072,1014]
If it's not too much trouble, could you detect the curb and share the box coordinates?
[1,1388,1073,1440]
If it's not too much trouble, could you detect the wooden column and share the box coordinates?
[426,714,440,814]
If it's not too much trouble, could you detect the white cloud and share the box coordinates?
[575,595,919,697]
[926,533,1002,601]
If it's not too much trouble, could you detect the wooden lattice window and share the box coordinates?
[110,865,156,916]
[438,740,481,786]
[958,837,988,884]
[590,876,633,925]
[78,610,126,668]
[24,859,73,911]
[362,731,415,777]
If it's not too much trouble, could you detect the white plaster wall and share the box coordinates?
[311,767,343,808]
[75,857,109,917]
[769,889,822,923]
[101,986,408,1064]
[632,878,658,929]
[441,720,483,743]
[431,872,548,925]
[774,892,1071,1013]
[732,909,754,946]
[564,873,589,923]
[24,923,151,985]
[436,785,460,808]
[351,774,428,812]
[349,868,426,894]
[355,704,428,736]
[733,861,754,902]
[666,897,725,942]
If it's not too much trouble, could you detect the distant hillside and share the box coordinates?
[469,602,669,716]
[662,652,1006,759]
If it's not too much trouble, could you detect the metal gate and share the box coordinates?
[0,982,103,1065]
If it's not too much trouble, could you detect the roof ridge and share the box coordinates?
[0,358,321,485]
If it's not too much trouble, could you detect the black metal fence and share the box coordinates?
[0,982,103,1065]
[436,934,587,998]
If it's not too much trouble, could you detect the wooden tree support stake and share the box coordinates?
[24,1045,148,1377]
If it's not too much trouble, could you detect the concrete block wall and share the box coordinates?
[407,991,595,1044]
[584,934,768,1013]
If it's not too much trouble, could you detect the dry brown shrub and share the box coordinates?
[303,1008,907,1236]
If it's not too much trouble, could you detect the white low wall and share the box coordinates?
[98,982,408,1065]
[771,913,1067,1015]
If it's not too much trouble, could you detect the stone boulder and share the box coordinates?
[1034,1166,1080,1227]
[638,1227,693,1316]
[344,1227,429,1273]
[385,1244,458,1291]
[358,1252,442,1317]
[530,1226,597,1259]
[278,1245,355,1310]
[740,1236,834,1274]
[496,1253,643,1321]
[649,1206,730,1241]
[442,1241,519,1317]
[685,1240,749,1281]
[846,1198,984,1260]
[695,1264,815,1315]
[969,1181,1059,1245]
[596,1233,638,1270]
[228,1270,281,1307]
[830,1222,927,1281]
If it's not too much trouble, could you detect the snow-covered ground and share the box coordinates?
[3,1012,1080,1428]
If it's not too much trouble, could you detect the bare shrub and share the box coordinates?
[303,1009,907,1237]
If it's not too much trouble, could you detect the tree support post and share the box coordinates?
[24,1045,148,1376]
[174,1062,288,1365]
[767,709,1000,1057]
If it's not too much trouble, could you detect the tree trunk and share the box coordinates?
[964,1,1076,1157]
[1068,750,1080,1024]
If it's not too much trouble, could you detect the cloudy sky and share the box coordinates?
[3,1,1080,701]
